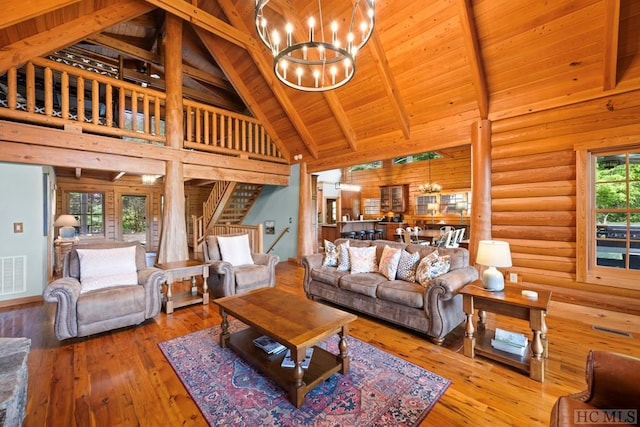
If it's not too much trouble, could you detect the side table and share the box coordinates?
[460,281,551,382]
[155,260,209,314]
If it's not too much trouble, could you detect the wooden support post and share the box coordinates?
[297,162,313,262]
[158,12,188,263]
[470,119,492,262]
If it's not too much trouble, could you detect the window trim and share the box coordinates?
[65,190,105,238]
[576,146,638,290]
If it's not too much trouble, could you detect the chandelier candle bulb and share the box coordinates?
[255,0,375,91]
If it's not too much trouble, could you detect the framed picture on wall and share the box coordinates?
[265,220,275,235]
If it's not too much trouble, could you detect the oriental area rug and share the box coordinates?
[159,324,450,426]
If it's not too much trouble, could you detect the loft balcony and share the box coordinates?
[0,57,285,165]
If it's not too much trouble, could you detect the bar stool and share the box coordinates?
[375,228,385,240]
[357,230,367,240]
[341,231,356,239]
[366,229,376,240]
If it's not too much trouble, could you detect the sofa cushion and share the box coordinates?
[378,245,402,280]
[234,264,270,291]
[217,234,254,266]
[310,267,349,287]
[339,272,386,298]
[322,240,339,267]
[348,246,378,273]
[336,241,351,271]
[416,252,451,286]
[376,280,425,309]
[77,284,145,324]
[77,245,138,293]
[396,250,420,283]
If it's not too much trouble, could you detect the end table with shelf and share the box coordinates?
[460,281,551,382]
[155,260,209,314]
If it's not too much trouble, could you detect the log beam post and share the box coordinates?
[158,12,188,263]
[470,119,492,263]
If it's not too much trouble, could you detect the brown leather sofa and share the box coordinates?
[550,350,640,426]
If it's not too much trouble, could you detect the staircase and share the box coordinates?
[191,182,263,253]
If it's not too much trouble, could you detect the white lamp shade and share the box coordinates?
[54,214,79,227]
[476,240,512,268]
[476,240,512,292]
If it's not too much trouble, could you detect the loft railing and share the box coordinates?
[0,57,284,163]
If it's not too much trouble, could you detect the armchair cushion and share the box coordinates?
[216,234,254,266]
[77,245,138,293]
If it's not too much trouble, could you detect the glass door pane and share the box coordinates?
[121,195,147,245]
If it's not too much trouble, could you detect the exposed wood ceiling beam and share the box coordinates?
[88,33,234,91]
[213,0,320,159]
[368,30,410,140]
[603,0,620,91]
[0,0,80,30]
[144,0,252,48]
[0,1,155,73]
[456,0,489,120]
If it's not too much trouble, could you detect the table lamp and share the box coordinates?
[54,214,79,238]
[476,240,512,291]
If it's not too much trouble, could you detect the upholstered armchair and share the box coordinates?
[550,350,640,426]
[43,241,166,340]
[202,234,279,298]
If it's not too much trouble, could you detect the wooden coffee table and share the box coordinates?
[214,287,357,407]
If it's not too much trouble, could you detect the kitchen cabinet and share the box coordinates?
[380,185,408,213]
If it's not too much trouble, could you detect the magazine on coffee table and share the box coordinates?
[253,335,286,354]
[281,348,314,368]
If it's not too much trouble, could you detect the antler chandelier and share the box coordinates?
[254,0,375,92]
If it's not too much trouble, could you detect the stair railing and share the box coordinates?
[266,226,290,254]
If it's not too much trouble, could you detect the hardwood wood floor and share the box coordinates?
[2,262,639,426]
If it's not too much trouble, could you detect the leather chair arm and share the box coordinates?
[137,267,166,318]
[43,278,82,339]
[583,350,640,410]
[252,253,280,286]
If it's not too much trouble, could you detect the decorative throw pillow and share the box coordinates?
[416,251,451,286]
[336,240,351,271]
[322,240,339,267]
[348,246,378,274]
[396,250,420,283]
[77,245,138,293]
[217,234,254,266]
[378,245,402,280]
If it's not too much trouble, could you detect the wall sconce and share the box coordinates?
[476,240,512,291]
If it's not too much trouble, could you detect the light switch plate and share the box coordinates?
[13,222,23,233]
[509,272,518,283]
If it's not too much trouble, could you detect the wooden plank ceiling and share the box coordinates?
[1,0,639,174]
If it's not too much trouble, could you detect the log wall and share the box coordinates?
[490,89,640,309]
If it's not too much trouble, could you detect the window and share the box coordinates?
[578,148,640,290]
[348,161,382,171]
[415,195,437,215]
[121,195,147,245]
[363,198,381,215]
[68,192,104,236]
[393,151,441,165]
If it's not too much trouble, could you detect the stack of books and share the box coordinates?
[253,335,286,355]
[491,328,528,357]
